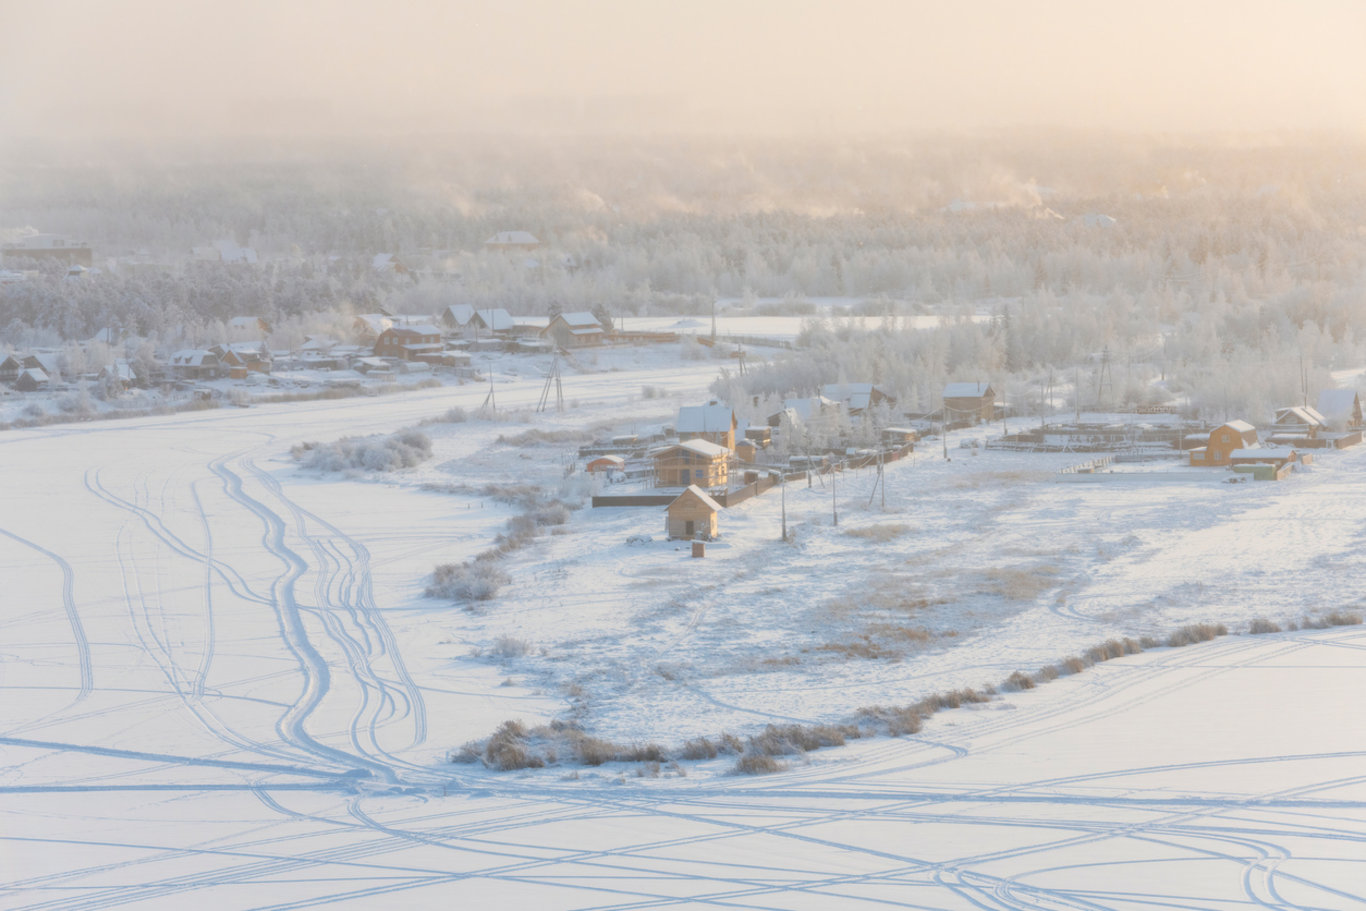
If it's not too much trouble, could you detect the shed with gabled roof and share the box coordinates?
[665,485,722,540]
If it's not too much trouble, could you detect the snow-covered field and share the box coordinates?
[5,348,1366,908]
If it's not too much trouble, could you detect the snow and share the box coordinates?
[5,349,1366,906]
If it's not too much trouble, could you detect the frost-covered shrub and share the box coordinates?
[293,429,432,472]
[427,558,509,601]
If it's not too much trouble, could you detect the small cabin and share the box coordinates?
[1189,420,1258,467]
[943,382,996,424]
[665,485,721,540]
[586,455,626,474]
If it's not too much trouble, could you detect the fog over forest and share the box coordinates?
[3,131,1365,422]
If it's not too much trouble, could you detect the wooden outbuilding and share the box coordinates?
[1188,420,1259,467]
[665,485,722,540]
[543,312,604,348]
[943,382,996,424]
[653,439,730,488]
[374,325,443,361]
[586,455,626,474]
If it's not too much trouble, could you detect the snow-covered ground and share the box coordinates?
[4,349,1366,907]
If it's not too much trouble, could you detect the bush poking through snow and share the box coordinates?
[427,558,509,602]
[1303,611,1363,629]
[1166,622,1228,648]
[732,753,787,775]
[1249,618,1282,635]
[292,430,432,472]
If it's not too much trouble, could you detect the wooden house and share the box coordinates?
[943,382,996,424]
[1317,389,1363,431]
[821,383,895,415]
[1188,420,1258,466]
[169,349,224,380]
[374,325,443,361]
[677,403,736,449]
[882,426,918,445]
[1269,406,1326,445]
[665,485,722,540]
[353,314,393,342]
[0,354,22,384]
[439,304,476,333]
[543,312,604,348]
[468,308,515,336]
[14,367,50,391]
[653,439,730,488]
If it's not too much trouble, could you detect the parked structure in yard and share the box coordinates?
[374,325,443,361]
[653,439,730,488]
[543,312,604,348]
[1189,420,1259,466]
[821,382,895,415]
[665,485,722,540]
[943,382,996,424]
[677,403,737,449]
[1317,389,1363,431]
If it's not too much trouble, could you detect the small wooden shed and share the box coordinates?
[665,485,722,540]
[586,455,626,473]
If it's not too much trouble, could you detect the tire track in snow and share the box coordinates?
[0,527,92,702]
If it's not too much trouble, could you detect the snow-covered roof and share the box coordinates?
[372,253,397,271]
[485,231,540,246]
[781,396,839,422]
[1230,448,1294,461]
[474,309,515,331]
[3,233,86,250]
[944,382,994,399]
[659,439,731,459]
[25,353,58,374]
[1221,420,1257,434]
[668,485,723,513]
[587,455,626,469]
[677,404,734,434]
[170,350,216,367]
[555,311,601,328]
[18,367,49,383]
[1317,389,1361,421]
[228,316,263,331]
[442,304,476,325]
[1273,406,1326,428]
[384,324,441,337]
[821,382,889,412]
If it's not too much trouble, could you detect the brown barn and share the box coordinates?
[943,382,996,424]
[665,485,722,540]
[1189,420,1259,466]
[653,439,730,488]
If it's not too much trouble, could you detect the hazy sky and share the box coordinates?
[3,0,1364,142]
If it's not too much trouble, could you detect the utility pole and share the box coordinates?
[780,474,787,541]
[831,460,838,526]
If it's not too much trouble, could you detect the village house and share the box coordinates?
[821,382,896,415]
[212,343,273,378]
[1268,406,1327,445]
[676,403,737,449]
[543,312,604,348]
[665,485,722,540]
[373,325,443,361]
[943,382,996,424]
[653,439,730,488]
[469,308,516,336]
[169,349,225,380]
[439,304,476,333]
[1188,420,1259,466]
[484,231,541,251]
[0,354,23,384]
[23,353,60,379]
[1317,389,1363,431]
[353,314,393,342]
[371,253,409,275]
[767,395,841,429]
[14,367,50,392]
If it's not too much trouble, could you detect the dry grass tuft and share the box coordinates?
[844,523,910,542]
[1166,622,1228,647]
[1248,617,1282,635]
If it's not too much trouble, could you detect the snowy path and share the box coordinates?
[5,364,1366,906]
